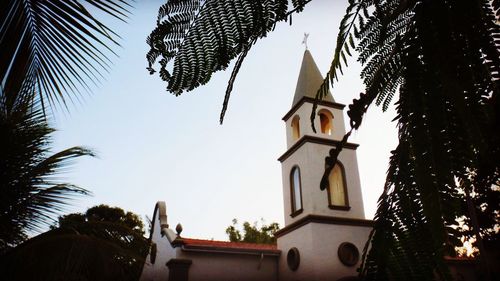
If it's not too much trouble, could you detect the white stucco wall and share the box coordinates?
[281,141,365,226]
[140,202,178,281]
[177,251,279,281]
[277,222,372,281]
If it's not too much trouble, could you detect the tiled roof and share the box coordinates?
[180,238,280,254]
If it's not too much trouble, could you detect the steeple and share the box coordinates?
[292,50,334,106]
[283,50,347,149]
[279,49,366,226]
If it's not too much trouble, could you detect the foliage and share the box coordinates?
[0,0,131,113]
[56,205,148,280]
[0,0,132,249]
[0,96,94,252]
[146,0,310,123]
[0,0,134,279]
[1,205,148,281]
[58,204,146,236]
[225,218,280,244]
[147,0,499,280]
[325,1,500,280]
[0,229,145,281]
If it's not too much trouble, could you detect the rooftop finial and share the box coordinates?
[302,33,310,50]
[176,223,183,237]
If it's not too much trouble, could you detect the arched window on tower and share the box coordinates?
[327,162,349,209]
[291,115,300,140]
[318,110,333,135]
[290,166,303,216]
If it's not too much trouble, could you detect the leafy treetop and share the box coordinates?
[225,219,280,244]
[3,204,148,281]
[58,204,145,236]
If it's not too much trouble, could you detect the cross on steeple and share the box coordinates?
[302,33,309,50]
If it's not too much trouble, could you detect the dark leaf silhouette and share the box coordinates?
[0,225,147,281]
[0,97,94,251]
[147,0,311,123]
[0,0,131,113]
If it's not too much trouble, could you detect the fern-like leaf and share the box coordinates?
[310,0,368,132]
[147,0,314,122]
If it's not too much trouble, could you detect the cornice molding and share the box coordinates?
[278,135,359,162]
[283,97,345,122]
[275,215,373,238]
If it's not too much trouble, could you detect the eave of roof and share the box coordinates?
[174,238,281,256]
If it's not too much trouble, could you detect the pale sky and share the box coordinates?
[52,0,398,240]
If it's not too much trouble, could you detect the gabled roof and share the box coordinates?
[178,238,280,255]
[292,50,334,106]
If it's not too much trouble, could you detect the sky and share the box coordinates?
[52,0,398,241]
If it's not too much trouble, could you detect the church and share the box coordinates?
[139,49,372,281]
[139,50,475,281]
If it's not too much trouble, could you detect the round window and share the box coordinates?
[287,247,300,271]
[337,242,359,266]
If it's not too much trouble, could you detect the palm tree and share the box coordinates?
[0,0,131,250]
[0,94,94,251]
[1,0,131,113]
[145,1,499,280]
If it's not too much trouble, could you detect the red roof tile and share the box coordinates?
[181,238,279,252]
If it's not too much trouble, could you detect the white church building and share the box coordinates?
[140,49,373,281]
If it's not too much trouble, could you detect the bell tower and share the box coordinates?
[279,50,366,226]
[276,50,372,281]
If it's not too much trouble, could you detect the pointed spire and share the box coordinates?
[292,50,334,106]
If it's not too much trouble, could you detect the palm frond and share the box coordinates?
[0,0,131,113]
[0,99,94,250]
